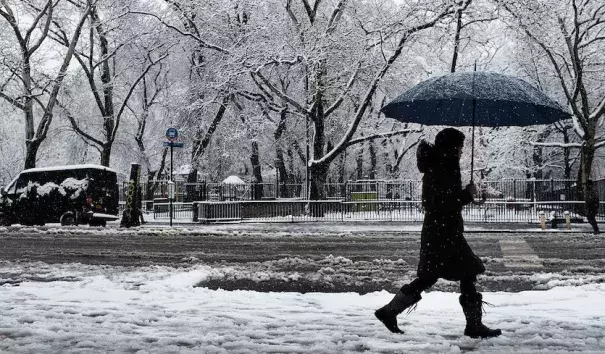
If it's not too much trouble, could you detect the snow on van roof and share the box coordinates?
[21,164,117,174]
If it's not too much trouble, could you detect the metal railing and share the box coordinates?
[150,202,194,219]
[152,200,603,223]
[120,178,604,204]
[116,177,605,223]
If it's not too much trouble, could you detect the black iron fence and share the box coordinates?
[118,178,604,223]
[122,178,604,203]
[142,199,604,223]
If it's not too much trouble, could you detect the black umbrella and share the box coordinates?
[380,69,572,182]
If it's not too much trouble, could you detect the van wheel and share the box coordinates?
[60,212,75,226]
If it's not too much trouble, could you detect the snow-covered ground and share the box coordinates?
[1,262,604,353]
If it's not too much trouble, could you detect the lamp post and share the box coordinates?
[164,127,184,227]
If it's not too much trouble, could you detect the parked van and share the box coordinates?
[0,164,119,227]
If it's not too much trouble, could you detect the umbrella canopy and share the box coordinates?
[380,71,571,126]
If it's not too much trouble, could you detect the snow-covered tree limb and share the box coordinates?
[128,10,230,54]
[530,141,583,148]
[252,71,308,115]
[310,0,471,167]
[343,129,422,149]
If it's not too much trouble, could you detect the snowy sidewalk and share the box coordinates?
[1,263,604,353]
[135,219,601,234]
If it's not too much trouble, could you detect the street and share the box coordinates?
[1,223,603,293]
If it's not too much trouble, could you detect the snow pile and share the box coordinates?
[1,262,604,353]
[60,178,89,199]
[13,178,88,201]
[36,182,66,197]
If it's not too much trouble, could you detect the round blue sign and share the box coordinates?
[166,127,178,141]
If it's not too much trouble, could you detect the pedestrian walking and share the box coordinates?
[375,128,501,339]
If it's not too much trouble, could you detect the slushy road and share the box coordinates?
[1,223,603,293]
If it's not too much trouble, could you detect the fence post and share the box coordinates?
[564,211,571,230]
[539,211,546,230]
[532,178,537,223]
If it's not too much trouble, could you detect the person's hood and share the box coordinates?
[416,140,435,173]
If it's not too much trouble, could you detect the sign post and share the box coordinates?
[165,128,184,227]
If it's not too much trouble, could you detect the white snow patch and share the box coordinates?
[0,263,603,353]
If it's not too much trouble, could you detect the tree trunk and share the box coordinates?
[577,139,596,204]
[24,139,41,170]
[100,145,112,167]
[450,8,463,73]
[186,168,198,202]
[250,141,263,200]
[356,144,364,180]
[532,129,549,179]
[369,140,377,179]
[309,162,329,201]
[287,148,300,197]
[562,128,572,179]
[145,171,157,200]
[276,149,289,197]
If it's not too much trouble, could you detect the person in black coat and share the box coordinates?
[375,128,501,339]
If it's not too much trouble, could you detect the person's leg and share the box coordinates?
[459,277,501,338]
[375,277,437,334]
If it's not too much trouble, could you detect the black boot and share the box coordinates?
[459,293,502,339]
[375,285,421,334]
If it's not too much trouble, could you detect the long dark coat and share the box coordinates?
[416,142,485,281]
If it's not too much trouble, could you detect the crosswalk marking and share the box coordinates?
[498,239,544,269]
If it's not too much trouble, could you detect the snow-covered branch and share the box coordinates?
[128,10,230,54]
[589,95,605,121]
[344,129,422,148]
[324,62,361,118]
[530,141,583,148]
[252,71,308,115]
[310,0,471,167]
[111,52,170,144]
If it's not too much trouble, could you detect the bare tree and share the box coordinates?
[249,0,471,199]
[501,0,605,203]
[130,1,243,179]
[49,3,169,167]
[124,62,171,199]
[0,0,94,169]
